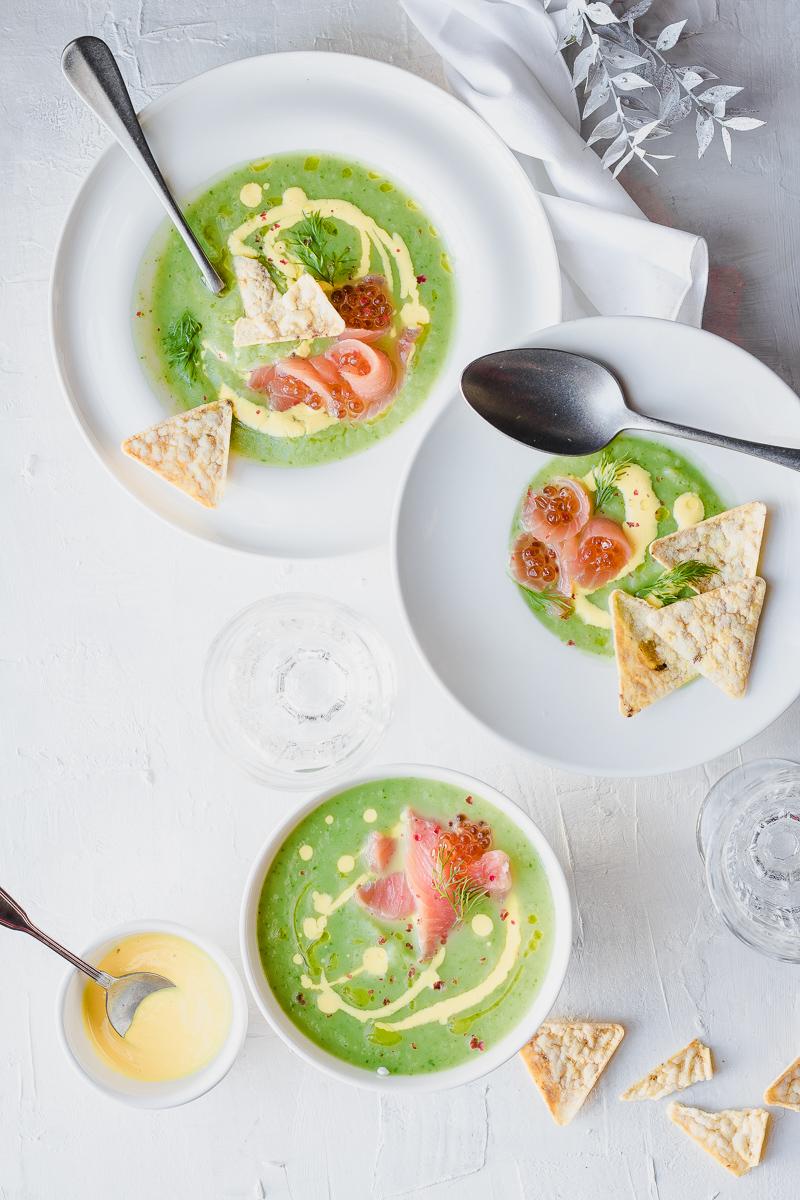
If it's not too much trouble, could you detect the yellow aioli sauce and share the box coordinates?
[673,491,704,530]
[218,383,337,439]
[572,464,660,630]
[377,898,521,1032]
[297,849,523,1032]
[227,187,430,329]
[239,181,263,208]
[471,913,494,938]
[82,933,231,1083]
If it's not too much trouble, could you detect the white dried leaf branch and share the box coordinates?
[545,0,765,174]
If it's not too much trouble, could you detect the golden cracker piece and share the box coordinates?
[520,1021,625,1126]
[764,1054,800,1111]
[621,1038,713,1102]
[650,502,766,592]
[610,590,696,718]
[668,1102,769,1177]
[122,399,232,509]
[645,578,765,700]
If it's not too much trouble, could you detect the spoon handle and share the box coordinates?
[61,36,224,295]
[0,886,111,987]
[631,412,800,472]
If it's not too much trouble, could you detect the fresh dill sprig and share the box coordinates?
[592,452,633,512]
[163,310,203,381]
[636,560,719,606]
[264,257,288,294]
[431,845,486,925]
[521,588,574,619]
[281,211,357,285]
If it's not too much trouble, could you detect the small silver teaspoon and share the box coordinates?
[0,886,173,1038]
[61,35,224,295]
[462,347,800,471]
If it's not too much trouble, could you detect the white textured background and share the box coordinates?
[2,2,799,1198]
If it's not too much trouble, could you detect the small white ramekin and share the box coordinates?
[240,763,572,1093]
[57,919,248,1109]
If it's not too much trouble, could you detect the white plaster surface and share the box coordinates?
[1,2,799,1198]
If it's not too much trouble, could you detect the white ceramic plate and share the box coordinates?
[50,52,560,557]
[240,764,571,1092]
[394,318,800,777]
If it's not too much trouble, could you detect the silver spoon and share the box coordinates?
[0,886,173,1038]
[462,347,800,471]
[61,35,224,295]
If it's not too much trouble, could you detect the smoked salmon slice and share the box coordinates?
[324,340,395,420]
[522,477,591,545]
[405,810,458,960]
[562,516,632,591]
[467,850,511,896]
[356,872,415,921]
[364,832,396,873]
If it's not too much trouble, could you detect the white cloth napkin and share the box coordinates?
[401,0,708,325]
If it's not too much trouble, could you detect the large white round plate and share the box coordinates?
[394,318,800,776]
[51,52,560,557]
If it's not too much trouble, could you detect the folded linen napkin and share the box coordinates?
[401,0,708,325]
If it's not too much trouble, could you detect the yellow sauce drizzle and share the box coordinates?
[219,383,337,439]
[239,182,263,208]
[377,898,521,1032]
[295,853,523,1034]
[573,464,660,630]
[227,187,429,328]
[304,948,446,1021]
[673,491,704,530]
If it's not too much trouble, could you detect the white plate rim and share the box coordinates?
[391,315,800,778]
[48,50,562,560]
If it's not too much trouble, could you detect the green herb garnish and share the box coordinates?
[592,452,633,511]
[163,310,203,381]
[519,587,574,619]
[431,844,487,925]
[264,257,288,294]
[636,560,719,606]
[281,211,357,285]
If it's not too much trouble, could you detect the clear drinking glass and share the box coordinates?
[697,758,800,963]
[203,594,396,788]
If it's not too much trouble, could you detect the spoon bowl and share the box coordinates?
[101,970,175,1037]
[0,885,173,1038]
[462,346,800,471]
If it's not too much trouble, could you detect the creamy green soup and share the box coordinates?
[512,435,726,656]
[134,153,455,466]
[257,779,554,1076]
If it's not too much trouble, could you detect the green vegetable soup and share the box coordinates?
[134,153,455,466]
[257,779,555,1076]
[512,436,727,656]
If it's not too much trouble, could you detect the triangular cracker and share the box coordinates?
[122,399,232,508]
[610,590,696,718]
[621,1039,713,1101]
[668,1102,769,1177]
[650,502,766,591]
[764,1054,800,1111]
[646,578,765,699]
[520,1021,624,1125]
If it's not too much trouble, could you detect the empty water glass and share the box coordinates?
[697,758,800,963]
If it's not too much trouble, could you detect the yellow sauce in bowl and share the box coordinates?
[82,932,232,1083]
